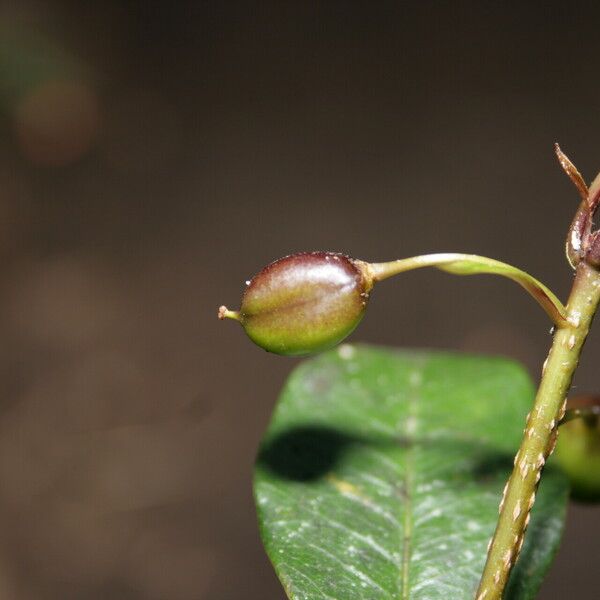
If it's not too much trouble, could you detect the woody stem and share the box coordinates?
[475,261,600,599]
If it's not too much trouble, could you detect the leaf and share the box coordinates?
[254,344,569,599]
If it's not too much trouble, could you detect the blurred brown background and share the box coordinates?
[0,1,599,598]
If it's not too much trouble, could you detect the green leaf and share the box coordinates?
[254,345,569,599]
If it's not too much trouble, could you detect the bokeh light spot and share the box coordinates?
[14,79,101,166]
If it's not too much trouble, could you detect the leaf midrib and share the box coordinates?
[401,359,425,600]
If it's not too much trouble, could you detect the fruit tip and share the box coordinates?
[218,305,240,321]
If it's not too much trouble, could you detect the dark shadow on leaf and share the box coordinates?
[257,425,515,485]
[471,452,514,484]
[257,425,364,481]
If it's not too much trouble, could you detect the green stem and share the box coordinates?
[475,261,600,600]
[369,253,568,327]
